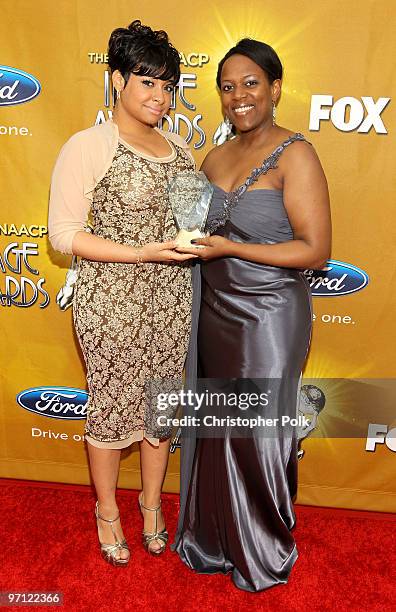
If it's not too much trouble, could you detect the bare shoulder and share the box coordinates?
[200,139,234,175]
[270,127,316,158]
[280,136,323,171]
[280,134,328,194]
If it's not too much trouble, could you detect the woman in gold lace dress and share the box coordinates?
[48,21,197,565]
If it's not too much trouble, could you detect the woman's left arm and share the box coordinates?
[184,142,331,269]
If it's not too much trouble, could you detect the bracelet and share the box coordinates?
[135,248,145,265]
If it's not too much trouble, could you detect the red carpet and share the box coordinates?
[0,479,395,611]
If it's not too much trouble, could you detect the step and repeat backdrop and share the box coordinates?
[1,0,395,511]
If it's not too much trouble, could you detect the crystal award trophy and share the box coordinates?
[167,171,214,248]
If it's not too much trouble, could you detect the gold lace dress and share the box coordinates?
[73,136,194,448]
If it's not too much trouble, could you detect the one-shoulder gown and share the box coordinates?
[174,134,313,592]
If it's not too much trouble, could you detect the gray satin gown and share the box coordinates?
[174,134,312,592]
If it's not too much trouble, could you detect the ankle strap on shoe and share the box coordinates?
[95,501,120,524]
[139,497,161,513]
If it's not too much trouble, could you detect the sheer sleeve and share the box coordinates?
[48,134,91,255]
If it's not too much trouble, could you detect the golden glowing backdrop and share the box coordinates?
[1,0,395,511]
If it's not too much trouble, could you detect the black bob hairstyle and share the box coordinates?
[216,38,283,88]
[108,20,181,85]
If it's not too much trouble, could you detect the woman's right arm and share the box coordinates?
[71,231,192,263]
[48,135,195,264]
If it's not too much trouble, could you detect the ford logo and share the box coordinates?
[304,260,369,297]
[16,386,88,420]
[0,65,41,106]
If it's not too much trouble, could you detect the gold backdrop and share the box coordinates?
[1,0,395,512]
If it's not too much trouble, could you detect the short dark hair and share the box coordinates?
[108,20,180,85]
[216,38,283,88]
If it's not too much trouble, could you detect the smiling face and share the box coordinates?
[112,70,174,127]
[219,54,281,133]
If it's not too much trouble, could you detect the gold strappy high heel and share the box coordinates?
[138,493,168,555]
[95,501,130,566]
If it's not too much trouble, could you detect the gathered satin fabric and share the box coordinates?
[174,186,312,592]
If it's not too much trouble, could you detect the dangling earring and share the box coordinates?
[224,116,233,135]
[272,100,276,125]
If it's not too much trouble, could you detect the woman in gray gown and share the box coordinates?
[174,38,331,591]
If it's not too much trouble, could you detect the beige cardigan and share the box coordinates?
[48,120,194,254]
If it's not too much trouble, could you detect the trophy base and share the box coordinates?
[175,228,205,248]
